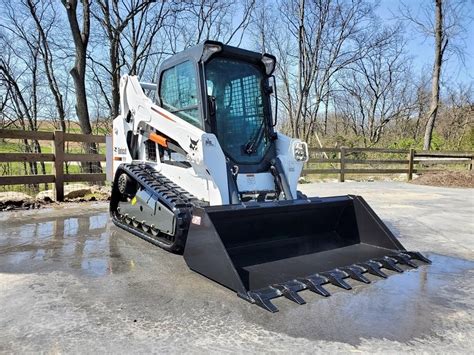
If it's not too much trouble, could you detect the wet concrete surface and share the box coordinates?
[1,183,473,353]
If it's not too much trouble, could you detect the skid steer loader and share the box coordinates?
[110,40,430,312]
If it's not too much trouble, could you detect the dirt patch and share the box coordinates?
[410,170,473,188]
[0,185,111,212]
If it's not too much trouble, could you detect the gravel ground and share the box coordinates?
[0,181,473,353]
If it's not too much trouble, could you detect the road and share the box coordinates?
[0,181,473,353]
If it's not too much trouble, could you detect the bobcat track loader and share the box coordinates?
[110,41,430,312]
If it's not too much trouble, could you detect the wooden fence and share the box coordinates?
[0,129,108,201]
[1,131,472,197]
[303,147,473,182]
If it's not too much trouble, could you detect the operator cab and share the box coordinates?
[156,41,278,174]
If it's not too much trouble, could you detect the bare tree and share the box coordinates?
[170,0,256,49]
[400,0,471,150]
[92,0,155,119]
[61,0,102,174]
[0,32,47,180]
[61,0,93,136]
[424,0,446,150]
[26,0,67,132]
[336,27,413,146]
[123,1,170,78]
[267,0,375,144]
[436,83,473,149]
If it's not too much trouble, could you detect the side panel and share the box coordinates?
[200,134,228,205]
[112,114,133,177]
[275,133,306,198]
[159,164,212,203]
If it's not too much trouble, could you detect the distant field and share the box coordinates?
[0,120,108,155]
[2,120,110,135]
[33,120,110,135]
[0,139,106,154]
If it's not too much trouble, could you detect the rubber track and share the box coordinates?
[110,163,206,253]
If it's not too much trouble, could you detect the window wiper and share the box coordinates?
[244,120,266,155]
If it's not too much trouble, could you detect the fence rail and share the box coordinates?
[303,147,473,182]
[1,131,472,196]
[0,129,108,201]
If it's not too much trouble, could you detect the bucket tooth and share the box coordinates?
[404,251,432,264]
[358,261,388,278]
[321,270,352,290]
[340,265,371,284]
[392,253,418,268]
[247,290,279,313]
[272,281,306,305]
[375,256,403,273]
[298,275,331,297]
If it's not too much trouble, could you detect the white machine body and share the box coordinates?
[113,75,308,206]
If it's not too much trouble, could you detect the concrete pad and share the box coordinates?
[0,182,473,353]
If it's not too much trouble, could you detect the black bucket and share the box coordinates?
[183,195,430,311]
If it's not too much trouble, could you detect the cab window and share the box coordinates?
[160,61,201,128]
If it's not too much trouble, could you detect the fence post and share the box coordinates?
[53,130,65,201]
[407,148,415,181]
[339,147,346,182]
[469,154,473,171]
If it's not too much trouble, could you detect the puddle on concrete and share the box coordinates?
[0,212,134,276]
[1,209,473,345]
[253,253,474,344]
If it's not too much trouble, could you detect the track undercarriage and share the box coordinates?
[110,163,205,253]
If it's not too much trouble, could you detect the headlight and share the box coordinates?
[292,141,308,162]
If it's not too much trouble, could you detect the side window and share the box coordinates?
[160,61,201,128]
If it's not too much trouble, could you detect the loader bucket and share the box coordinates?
[183,195,431,312]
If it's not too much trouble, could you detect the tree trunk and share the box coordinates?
[62,0,101,173]
[423,0,444,150]
[110,38,120,119]
[62,0,93,134]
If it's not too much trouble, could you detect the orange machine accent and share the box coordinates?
[149,132,168,148]
[151,106,175,122]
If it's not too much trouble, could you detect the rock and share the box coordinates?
[65,184,92,199]
[36,184,92,201]
[36,190,54,201]
[91,185,111,194]
[0,192,33,205]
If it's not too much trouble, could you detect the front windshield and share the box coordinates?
[205,57,271,165]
